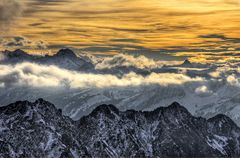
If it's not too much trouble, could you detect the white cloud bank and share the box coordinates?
[195,85,212,95]
[0,62,205,89]
[95,54,180,69]
[227,75,240,87]
[0,50,240,96]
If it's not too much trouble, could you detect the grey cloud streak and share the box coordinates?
[0,0,24,29]
[0,36,48,49]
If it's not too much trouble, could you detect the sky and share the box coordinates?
[1,0,240,122]
[0,0,240,62]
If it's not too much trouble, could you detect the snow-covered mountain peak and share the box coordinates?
[182,59,192,66]
[0,98,60,118]
[163,101,192,116]
[167,101,182,109]
[209,114,235,124]
[90,104,120,117]
[208,114,238,132]
[0,100,31,116]
[34,98,59,111]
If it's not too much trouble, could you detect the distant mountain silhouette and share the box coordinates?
[1,49,94,71]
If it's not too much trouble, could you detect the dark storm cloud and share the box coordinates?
[29,23,44,27]
[29,0,68,5]
[96,26,149,33]
[199,34,226,39]
[149,22,201,32]
[110,39,141,43]
[203,52,240,57]
[199,34,240,43]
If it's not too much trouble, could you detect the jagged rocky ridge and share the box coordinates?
[1,99,240,157]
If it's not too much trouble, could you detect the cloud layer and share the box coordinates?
[0,50,240,99]
[0,36,48,49]
[95,54,180,70]
[0,62,205,89]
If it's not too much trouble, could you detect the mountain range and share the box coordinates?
[1,99,240,157]
[1,49,94,71]
[1,49,240,128]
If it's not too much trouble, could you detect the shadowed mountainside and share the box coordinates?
[0,99,240,157]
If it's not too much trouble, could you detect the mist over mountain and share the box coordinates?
[1,49,240,127]
[1,99,240,157]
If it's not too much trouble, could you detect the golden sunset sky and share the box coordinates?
[1,0,240,62]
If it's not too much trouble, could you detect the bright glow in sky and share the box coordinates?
[0,0,240,62]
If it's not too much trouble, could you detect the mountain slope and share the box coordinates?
[0,99,89,157]
[1,99,240,157]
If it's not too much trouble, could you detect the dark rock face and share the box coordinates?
[1,99,240,157]
[0,99,88,158]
